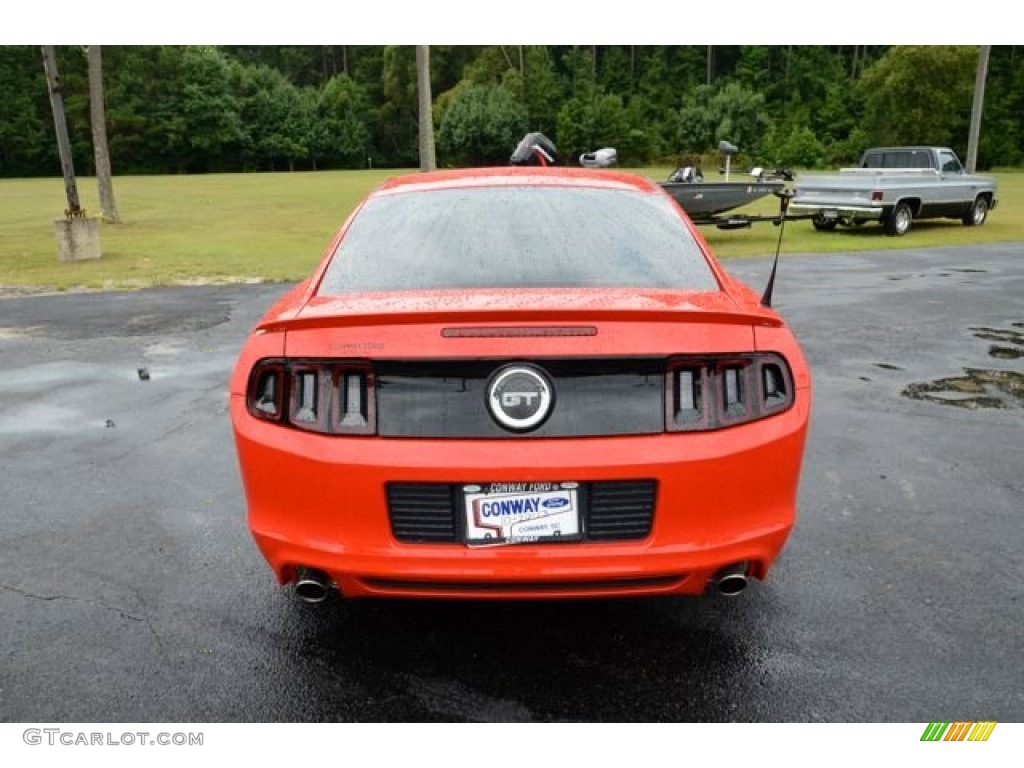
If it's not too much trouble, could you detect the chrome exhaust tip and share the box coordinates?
[711,562,749,597]
[294,567,332,604]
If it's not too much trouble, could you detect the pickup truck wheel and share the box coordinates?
[962,196,989,227]
[884,202,912,236]
[812,214,838,231]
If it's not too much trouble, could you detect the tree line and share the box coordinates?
[1,45,1021,179]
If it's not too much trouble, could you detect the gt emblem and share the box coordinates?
[502,392,539,408]
[487,365,555,432]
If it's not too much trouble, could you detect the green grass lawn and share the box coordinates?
[1,167,1022,292]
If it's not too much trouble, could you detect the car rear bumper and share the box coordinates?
[232,394,809,599]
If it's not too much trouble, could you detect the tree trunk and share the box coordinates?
[630,46,635,93]
[571,45,577,96]
[966,45,991,173]
[87,46,120,223]
[416,45,436,172]
[41,46,81,217]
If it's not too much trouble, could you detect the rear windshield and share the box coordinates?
[317,186,719,294]
[861,150,933,169]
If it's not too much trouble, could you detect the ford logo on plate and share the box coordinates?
[542,497,569,509]
[486,365,555,432]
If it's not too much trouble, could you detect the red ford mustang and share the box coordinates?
[230,167,811,602]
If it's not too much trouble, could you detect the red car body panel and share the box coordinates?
[230,167,811,600]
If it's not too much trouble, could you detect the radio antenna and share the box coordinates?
[761,189,794,308]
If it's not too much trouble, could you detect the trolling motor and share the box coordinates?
[510,132,559,166]
[750,167,795,182]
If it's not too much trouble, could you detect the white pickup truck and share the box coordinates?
[790,146,998,236]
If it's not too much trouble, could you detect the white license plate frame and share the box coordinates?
[463,482,581,547]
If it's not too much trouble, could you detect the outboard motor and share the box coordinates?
[579,147,618,168]
[511,132,559,167]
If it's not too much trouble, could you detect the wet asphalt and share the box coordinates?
[0,242,1021,723]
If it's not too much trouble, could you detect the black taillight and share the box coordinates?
[759,359,791,413]
[718,362,751,423]
[291,368,322,427]
[666,353,794,431]
[247,363,284,422]
[331,368,375,434]
[246,359,376,435]
[667,365,709,431]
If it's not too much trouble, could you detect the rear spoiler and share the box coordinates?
[257,306,783,334]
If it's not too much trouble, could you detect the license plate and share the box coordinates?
[463,482,580,546]
[821,209,838,220]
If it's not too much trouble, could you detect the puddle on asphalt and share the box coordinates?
[989,346,1023,360]
[902,323,1024,409]
[971,326,1024,346]
[903,369,1024,409]
[886,268,987,281]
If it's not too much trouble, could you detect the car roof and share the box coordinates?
[373,167,661,197]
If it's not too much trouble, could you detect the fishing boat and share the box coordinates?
[658,141,793,224]
[658,176,787,222]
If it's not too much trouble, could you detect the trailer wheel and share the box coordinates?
[884,202,912,236]
[812,214,838,231]
[962,196,989,227]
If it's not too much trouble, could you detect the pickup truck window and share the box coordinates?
[862,150,933,169]
[864,149,937,168]
[939,151,963,173]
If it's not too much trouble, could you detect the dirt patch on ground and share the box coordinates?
[0,276,270,300]
[0,285,66,300]
[0,326,45,340]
